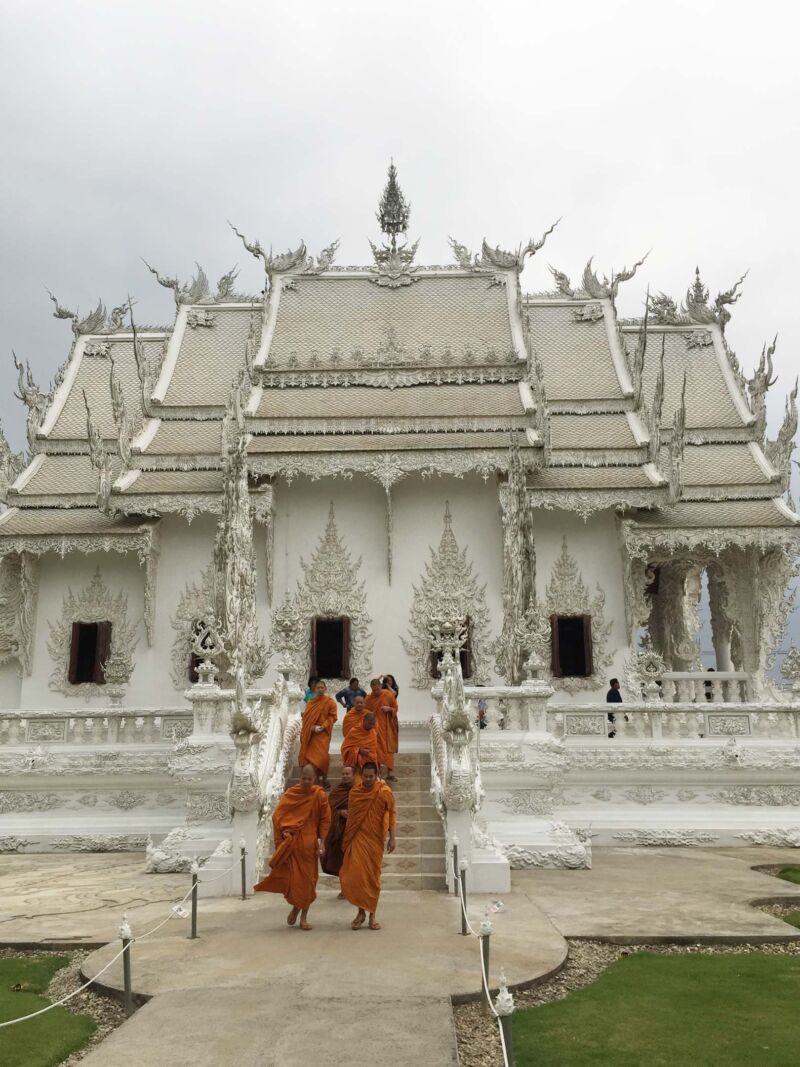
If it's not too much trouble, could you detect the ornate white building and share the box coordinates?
[0,168,798,887]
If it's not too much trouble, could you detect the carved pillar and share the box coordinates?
[496,463,535,685]
[252,484,275,607]
[648,561,699,671]
[707,565,733,672]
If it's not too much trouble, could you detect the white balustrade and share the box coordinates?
[0,708,192,746]
[658,671,753,704]
[548,703,800,740]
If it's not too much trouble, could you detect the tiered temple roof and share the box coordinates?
[1,171,797,554]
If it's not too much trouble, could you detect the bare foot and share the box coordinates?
[287,907,299,926]
[337,891,345,899]
[368,919,381,931]
[300,920,312,931]
[351,910,366,930]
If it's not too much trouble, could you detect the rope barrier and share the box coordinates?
[455,865,511,1067]
[0,859,237,1030]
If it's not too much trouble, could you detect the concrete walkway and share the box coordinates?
[2,848,799,1065]
[515,846,800,941]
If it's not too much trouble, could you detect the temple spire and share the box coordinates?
[377,160,410,250]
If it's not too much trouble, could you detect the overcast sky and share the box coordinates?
[1,0,798,467]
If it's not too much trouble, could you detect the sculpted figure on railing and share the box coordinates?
[429,613,482,814]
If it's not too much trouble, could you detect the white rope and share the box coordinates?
[0,871,206,1029]
[455,863,511,1067]
[0,943,129,1029]
[197,861,237,886]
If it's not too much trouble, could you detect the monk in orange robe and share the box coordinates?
[341,710,379,771]
[299,680,338,784]
[254,764,331,930]
[321,765,354,892]
[342,693,366,739]
[339,761,396,930]
[365,678,399,782]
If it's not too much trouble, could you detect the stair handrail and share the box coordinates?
[253,668,302,878]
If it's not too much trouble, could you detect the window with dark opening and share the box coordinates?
[430,617,473,679]
[68,620,112,685]
[550,614,593,678]
[311,617,350,678]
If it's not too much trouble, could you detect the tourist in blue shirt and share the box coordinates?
[336,677,367,709]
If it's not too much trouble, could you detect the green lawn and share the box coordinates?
[0,955,96,1067]
[777,865,800,885]
[782,911,800,930]
[513,952,800,1066]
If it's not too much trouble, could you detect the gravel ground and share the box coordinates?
[453,938,800,1067]
[0,946,127,1064]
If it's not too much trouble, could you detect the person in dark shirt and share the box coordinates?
[606,678,622,703]
[606,677,622,738]
[335,677,367,709]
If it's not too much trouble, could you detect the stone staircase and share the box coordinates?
[288,752,447,891]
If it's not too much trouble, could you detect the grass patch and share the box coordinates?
[783,911,800,930]
[513,952,800,1066]
[0,955,96,1067]
[777,865,800,885]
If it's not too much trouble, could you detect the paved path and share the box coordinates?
[3,848,799,1065]
[0,854,566,1066]
[516,846,800,941]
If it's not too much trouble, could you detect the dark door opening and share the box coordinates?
[68,620,112,684]
[551,614,593,678]
[311,617,350,678]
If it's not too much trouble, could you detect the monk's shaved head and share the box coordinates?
[352,695,365,709]
[299,763,316,789]
[341,766,355,784]
[363,712,376,730]
[369,678,382,691]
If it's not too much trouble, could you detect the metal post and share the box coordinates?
[495,971,515,1064]
[240,839,247,902]
[119,915,133,1018]
[480,910,493,1011]
[452,834,459,896]
[189,867,199,940]
[459,860,468,936]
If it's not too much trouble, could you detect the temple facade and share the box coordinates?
[1,168,798,887]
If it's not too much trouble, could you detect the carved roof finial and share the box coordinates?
[377,160,410,248]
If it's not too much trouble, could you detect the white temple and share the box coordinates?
[1,166,798,891]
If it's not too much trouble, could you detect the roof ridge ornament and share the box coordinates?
[681,266,748,333]
[369,162,418,288]
[582,251,649,302]
[47,290,109,337]
[229,224,339,284]
[477,220,560,274]
[142,261,210,308]
[13,352,47,452]
[764,378,798,503]
[747,336,779,444]
[377,161,410,249]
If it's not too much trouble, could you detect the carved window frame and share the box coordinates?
[47,570,139,696]
[543,538,612,693]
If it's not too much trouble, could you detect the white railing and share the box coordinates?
[549,703,800,740]
[0,708,192,745]
[659,671,753,704]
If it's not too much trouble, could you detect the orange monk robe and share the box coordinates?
[341,705,364,739]
[341,720,379,770]
[321,782,351,876]
[254,784,331,908]
[299,694,338,776]
[339,781,397,913]
[366,688,399,772]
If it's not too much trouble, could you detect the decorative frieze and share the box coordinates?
[187,792,230,822]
